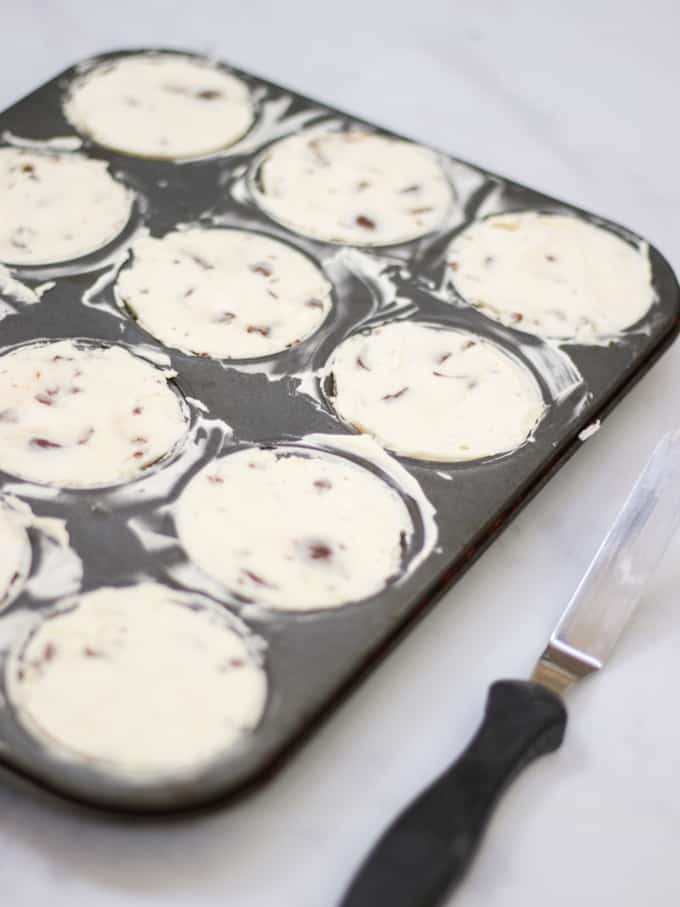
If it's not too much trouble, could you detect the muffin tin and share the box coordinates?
[0,48,677,812]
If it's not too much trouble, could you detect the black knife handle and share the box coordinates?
[340,680,567,907]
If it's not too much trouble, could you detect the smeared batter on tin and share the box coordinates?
[64,54,254,159]
[0,148,132,265]
[116,228,332,358]
[254,129,452,246]
[0,340,187,487]
[325,321,544,461]
[7,583,266,776]
[176,446,414,610]
[0,497,31,608]
[446,211,655,341]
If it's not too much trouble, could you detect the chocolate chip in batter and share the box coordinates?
[78,428,95,446]
[306,298,324,309]
[410,207,433,215]
[31,438,61,449]
[196,89,223,100]
[356,215,376,230]
[216,311,236,323]
[250,263,273,277]
[314,478,332,491]
[545,254,558,262]
[185,251,214,271]
[246,325,271,337]
[132,406,144,415]
[34,393,54,406]
[382,386,409,401]
[308,542,332,560]
[242,569,274,588]
[400,184,421,194]
[10,226,35,250]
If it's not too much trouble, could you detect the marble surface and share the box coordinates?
[1,1,679,904]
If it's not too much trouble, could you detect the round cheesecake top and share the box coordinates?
[0,340,187,487]
[325,320,544,461]
[446,211,655,341]
[254,129,452,246]
[116,228,332,358]
[0,147,132,265]
[176,446,414,610]
[64,54,254,158]
[8,583,267,776]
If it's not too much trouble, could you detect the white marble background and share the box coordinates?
[1,1,679,904]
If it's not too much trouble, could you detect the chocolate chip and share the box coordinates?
[545,254,558,262]
[438,352,452,364]
[31,438,61,449]
[184,287,195,298]
[217,311,236,323]
[207,474,224,484]
[243,569,273,588]
[250,263,273,277]
[34,393,53,406]
[229,657,245,668]
[78,428,95,445]
[184,251,214,270]
[309,543,332,560]
[356,355,370,370]
[83,647,101,658]
[484,255,494,266]
[356,215,376,230]
[382,386,409,401]
[133,450,144,459]
[410,207,433,215]
[462,340,476,350]
[511,312,524,323]
[131,436,147,444]
[197,89,222,100]
[314,478,332,491]
[306,299,324,309]
[356,180,371,191]
[400,184,420,193]
[43,642,56,661]
[132,406,144,415]
[69,386,83,394]
[246,325,271,337]
[10,226,34,250]
[447,261,459,271]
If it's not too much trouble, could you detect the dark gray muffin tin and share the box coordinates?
[0,48,677,812]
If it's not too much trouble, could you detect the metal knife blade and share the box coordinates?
[533,428,680,695]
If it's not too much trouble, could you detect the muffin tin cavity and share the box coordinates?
[0,147,132,266]
[175,446,414,611]
[7,583,266,777]
[253,128,452,246]
[116,228,333,359]
[446,212,656,341]
[324,321,544,462]
[63,53,254,159]
[0,340,187,488]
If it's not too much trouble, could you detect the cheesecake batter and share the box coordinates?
[0,498,31,608]
[7,583,266,776]
[176,446,414,610]
[0,147,132,265]
[116,228,332,358]
[254,129,452,246]
[64,54,254,159]
[325,321,544,461]
[446,211,655,341]
[0,340,187,487]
